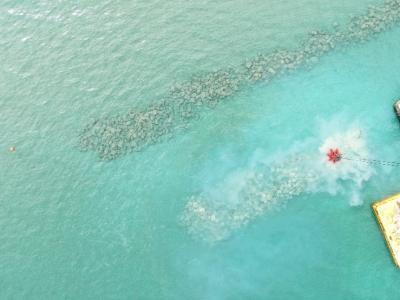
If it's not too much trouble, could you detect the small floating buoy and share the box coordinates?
[9,146,16,152]
[327,148,341,164]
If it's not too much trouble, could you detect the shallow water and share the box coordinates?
[2,0,400,299]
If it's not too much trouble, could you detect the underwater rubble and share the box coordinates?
[169,69,241,109]
[79,70,241,160]
[79,0,400,161]
[181,155,319,242]
[79,102,176,160]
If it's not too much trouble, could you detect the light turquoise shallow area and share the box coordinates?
[1,0,400,299]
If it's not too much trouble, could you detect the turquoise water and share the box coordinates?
[2,0,400,299]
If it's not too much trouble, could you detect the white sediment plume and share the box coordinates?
[79,0,400,160]
[182,126,374,242]
[181,156,318,242]
[317,127,373,193]
[350,191,363,207]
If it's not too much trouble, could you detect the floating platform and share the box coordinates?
[393,100,400,120]
[372,193,400,268]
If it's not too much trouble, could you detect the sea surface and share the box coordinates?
[1,0,400,299]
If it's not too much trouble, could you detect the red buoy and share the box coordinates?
[327,148,341,164]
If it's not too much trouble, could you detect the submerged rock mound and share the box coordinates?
[79,0,400,160]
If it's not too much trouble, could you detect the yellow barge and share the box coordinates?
[372,193,400,268]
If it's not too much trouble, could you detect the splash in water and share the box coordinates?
[181,125,374,242]
[317,127,373,194]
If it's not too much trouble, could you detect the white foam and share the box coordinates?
[182,123,375,242]
[350,190,363,207]
[318,127,372,190]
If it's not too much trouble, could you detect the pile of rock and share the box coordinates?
[170,69,241,109]
[79,102,175,160]
[79,70,242,160]
[347,0,400,42]
[79,0,400,161]
[243,0,400,83]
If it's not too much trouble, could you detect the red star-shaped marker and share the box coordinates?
[327,148,341,164]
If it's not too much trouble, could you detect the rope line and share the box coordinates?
[341,155,400,167]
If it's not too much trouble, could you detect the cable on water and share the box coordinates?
[324,147,400,167]
[341,155,400,167]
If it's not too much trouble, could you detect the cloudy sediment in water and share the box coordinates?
[79,0,400,160]
[181,125,374,242]
[181,154,319,242]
